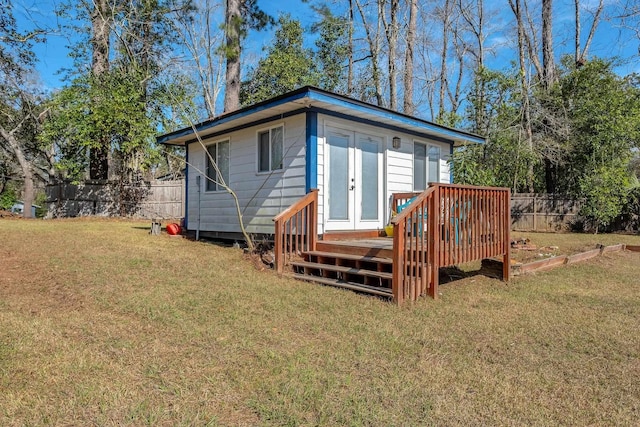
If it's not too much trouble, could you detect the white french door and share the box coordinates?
[326,129,383,231]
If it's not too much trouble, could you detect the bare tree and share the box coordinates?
[355,0,384,106]
[89,0,111,179]
[459,0,487,129]
[522,1,544,80]
[347,0,355,95]
[509,0,534,192]
[380,0,399,110]
[172,0,225,118]
[403,0,418,115]
[0,117,36,217]
[575,0,604,66]
[541,0,555,88]
[437,0,452,119]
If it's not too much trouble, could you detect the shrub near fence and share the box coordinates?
[46,180,184,219]
[511,193,583,232]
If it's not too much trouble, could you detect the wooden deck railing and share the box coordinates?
[391,191,421,215]
[391,183,511,304]
[273,189,318,274]
[391,187,437,304]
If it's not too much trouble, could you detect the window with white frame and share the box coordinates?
[413,142,441,190]
[258,125,284,172]
[206,140,230,192]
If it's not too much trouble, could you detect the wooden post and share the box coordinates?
[150,219,161,235]
[275,219,283,274]
[392,220,404,305]
[309,189,318,251]
[503,191,511,281]
[429,185,440,299]
[533,194,537,232]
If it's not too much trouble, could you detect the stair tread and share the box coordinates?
[288,273,393,297]
[290,260,393,279]
[304,250,393,264]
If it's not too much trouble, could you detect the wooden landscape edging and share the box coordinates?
[513,244,628,275]
[565,248,601,265]
[517,255,568,273]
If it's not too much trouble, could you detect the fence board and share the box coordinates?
[46,180,185,219]
[511,193,582,232]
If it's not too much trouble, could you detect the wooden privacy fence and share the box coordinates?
[273,189,318,274]
[391,184,511,304]
[46,180,185,219]
[511,193,582,231]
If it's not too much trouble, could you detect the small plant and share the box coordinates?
[0,185,18,210]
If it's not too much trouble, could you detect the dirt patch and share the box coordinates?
[509,234,610,264]
[0,209,20,218]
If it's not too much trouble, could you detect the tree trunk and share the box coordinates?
[0,127,35,218]
[510,0,534,192]
[575,0,604,66]
[90,0,110,180]
[382,0,399,110]
[574,0,580,65]
[459,0,486,131]
[438,0,453,119]
[403,0,417,115]
[355,0,384,106]
[223,0,241,112]
[347,0,355,96]
[541,0,555,88]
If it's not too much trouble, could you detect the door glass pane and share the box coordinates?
[428,145,440,183]
[413,142,426,191]
[360,139,378,220]
[328,134,349,220]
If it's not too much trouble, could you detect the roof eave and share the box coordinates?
[156,86,485,146]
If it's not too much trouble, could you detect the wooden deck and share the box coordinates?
[316,237,395,258]
[273,184,511,304]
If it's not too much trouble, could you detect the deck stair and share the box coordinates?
[273,184,511,304]
[288,250,393,297]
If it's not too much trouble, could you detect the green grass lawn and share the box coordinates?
[1,219,639,426]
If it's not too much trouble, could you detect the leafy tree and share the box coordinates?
[547,59,640,230]
[44,0,195,182]
[241,14,319,105]
[0,181,18,210]
[453,66,540,192]
[312,5,349,93]
[0,0,49,217]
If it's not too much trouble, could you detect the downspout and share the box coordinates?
[196,175,201,241]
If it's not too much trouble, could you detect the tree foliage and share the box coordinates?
[0,0,49,217]
[241,15,319,105]
[312,5,349,94]
[40,0,196,182]
[550,59,640,229]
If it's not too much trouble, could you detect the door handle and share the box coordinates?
[350,185,355,190]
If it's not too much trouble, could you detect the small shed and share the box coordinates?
[11,201,39,217]
[157,86,485,239]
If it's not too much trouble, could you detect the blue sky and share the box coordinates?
[14,0,640,92]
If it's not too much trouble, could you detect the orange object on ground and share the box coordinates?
[166,223,181,235]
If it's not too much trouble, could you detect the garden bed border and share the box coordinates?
[512,244,633,275]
